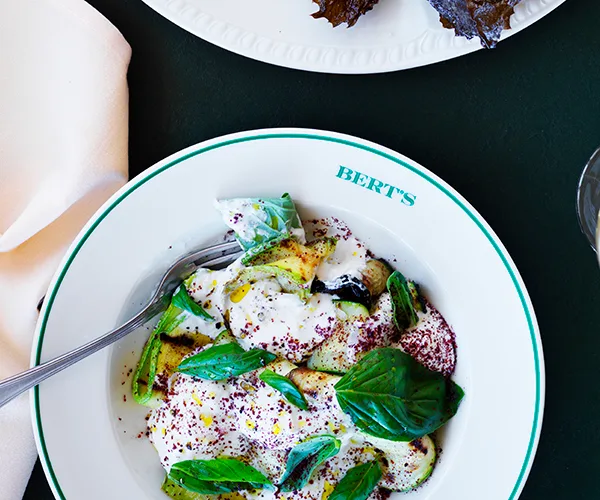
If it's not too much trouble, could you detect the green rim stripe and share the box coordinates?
[34,132,541,500]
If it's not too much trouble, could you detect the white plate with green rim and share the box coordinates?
[31,128,544,499]
[140,0,565,73]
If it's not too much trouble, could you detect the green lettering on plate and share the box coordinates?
[336,165,416,206]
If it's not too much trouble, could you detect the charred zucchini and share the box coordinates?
[213,329,238,346]
[335,300,369,319]
[306,330,350,374]
[161,477,245,500]
[152,332,211,398]
[243,237,336,283]
[162,476,205,500]
[287,367,341,398]
[132,286,213,406]
[360,259,392,298]
[308,295,396,374]
[365,434,436,492]
[307,301,368,374]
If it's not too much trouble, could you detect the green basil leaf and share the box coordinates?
[216,193,304,251]
[444,379,465,422]
[259,369,309,410]
[328,460,382,500]
[387,271,419,331]
[280,435,341,492]
[177,343,277,380]
[172,286,214,321]
[335,348,464,441]
[168,459,272,495]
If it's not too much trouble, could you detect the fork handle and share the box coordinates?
[0,242,242,408]
[0,302,162,409]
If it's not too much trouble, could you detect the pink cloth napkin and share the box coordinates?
[0,0,131,497]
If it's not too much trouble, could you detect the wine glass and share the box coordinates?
[577,146,600,251]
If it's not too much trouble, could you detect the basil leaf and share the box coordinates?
[177,343,277,380]
[387,271,419,330]
[329,460,382,500]
[168,458,272,495]
[445,379,465,422]
[335,348,464,441]
[216,193,304,251]
[280,435,341,492]
[259,369,309,410]
[172,286,214,321]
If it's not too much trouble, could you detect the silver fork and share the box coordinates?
[0,240,242,409]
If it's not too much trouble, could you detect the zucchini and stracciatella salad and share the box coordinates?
[132,193,464,500]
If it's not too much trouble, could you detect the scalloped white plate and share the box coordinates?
[32,129,544,499]
[141,0,565,73]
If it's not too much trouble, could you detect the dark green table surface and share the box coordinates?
[23,0,600,498]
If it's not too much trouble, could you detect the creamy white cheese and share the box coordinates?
[184,261,243,339]
[231,370,355,452]
[148,373,248,471]
[227,281,338,363]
